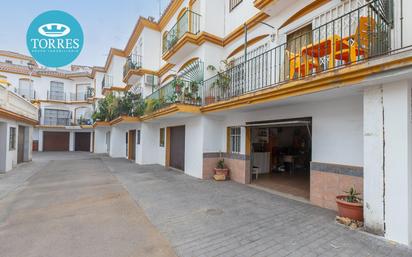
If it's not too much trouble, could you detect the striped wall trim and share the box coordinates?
[203,152,250,160]
[310,162,363,177]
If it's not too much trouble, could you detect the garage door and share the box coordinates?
[43,132,70,151]
[170,126,185,171]
[75,132,91,152]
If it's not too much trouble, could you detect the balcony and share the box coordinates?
[201,0,393,106]
[123,54,143,84]
[0,83,38,123]
[43,117,72,126]
[145,78,201,114]
[102,74,113,90]
[47,90,66,101]
[162,9,201,62]
[46,90,93,102]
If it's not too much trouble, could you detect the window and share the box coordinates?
[5,60,12,64]
[18,79,34,100]
[229,127,241,153]
[229,0,242,11]
[44,109,71,126]
[137,130,141,145]
[9,127,16,151]
[49,81,65,100]
[160,128,165,147]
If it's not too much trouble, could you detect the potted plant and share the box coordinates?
[336,187,363,221]
[207,60,232,100]
[214,159,229,179]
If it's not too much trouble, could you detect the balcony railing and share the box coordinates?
[102,74,113,89]
[43,117,71,126]
[145,79,201,114]
[69,90,94,101]
[202,0,392,105]
[162,9,201,54]
[123,54,143,78]
[18,88,36,101]
[47,90,66,101]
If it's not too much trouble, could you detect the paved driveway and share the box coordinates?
[103,157,412,257]
[0,153,176,257]
[1,153,411,257]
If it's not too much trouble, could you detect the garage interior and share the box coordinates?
[249,118,312,199]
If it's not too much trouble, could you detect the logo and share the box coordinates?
[38,23,71,37]
[26,10,83,68]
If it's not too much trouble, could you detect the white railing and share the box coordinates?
[0,84,38,121]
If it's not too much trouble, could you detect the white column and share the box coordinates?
[363,86,385,235]
[69,131,75,152]
[364,81,412,246]
[110,126,126,158]
[383,80,412,245]
[140,123,158,164]
[38,129,44,152]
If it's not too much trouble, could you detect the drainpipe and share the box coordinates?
[400,0,403,47]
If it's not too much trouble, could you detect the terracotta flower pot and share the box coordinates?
[336,195,364,221]
[214,168,229,177]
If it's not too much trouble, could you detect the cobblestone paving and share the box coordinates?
[104,157,412,257]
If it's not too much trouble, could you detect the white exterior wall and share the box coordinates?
[140,122,159,165]
[218,95,363,166]
[107,55,126,87]
[109,126,127,158]
[0,119,33,173]
[141,28,162,71]
[94,127,110,153]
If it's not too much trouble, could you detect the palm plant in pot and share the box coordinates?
[336,187,363,221]
[213,159,230,181]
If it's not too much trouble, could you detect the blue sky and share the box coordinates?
[0,0,170,67]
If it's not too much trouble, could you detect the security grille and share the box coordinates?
[229,0,243,11]
[44,109,71,126]
[49,81,65,101]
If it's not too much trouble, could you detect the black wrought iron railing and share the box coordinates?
[145,79,201,114]
[43,117,71,126]
[102,74,113,89]
[162,9,201,54]
[123,54,143,78]
[47,90,66,101]
[201,0,392,104]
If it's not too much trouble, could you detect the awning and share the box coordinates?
[243,120,311,128]
[242,120,312,138]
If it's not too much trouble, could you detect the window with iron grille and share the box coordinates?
[49,81,65,100]
[137,130,141,145]
[230,127,241,153]
[43,109,71,126]
[9,127,16,151]
[229,0,242,12]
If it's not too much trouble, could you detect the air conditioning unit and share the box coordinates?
[144,75,158,86]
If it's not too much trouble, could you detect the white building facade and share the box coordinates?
[0,51,101,152]
[91,0,412,247]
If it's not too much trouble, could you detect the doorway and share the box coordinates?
[128,130,136,161]
[75,132,91,151]
[17,126,25,163]
[249,118,312,199]
[169,126,185,171]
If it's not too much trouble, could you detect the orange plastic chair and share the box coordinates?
[288,51,319,79]
[335,16,376,63]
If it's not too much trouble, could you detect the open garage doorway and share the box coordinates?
[248,118,312,199]
[75,132,91,152]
